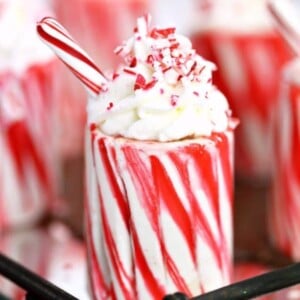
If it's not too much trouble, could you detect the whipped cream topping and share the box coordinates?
[189,0,274,34]
[88,15,233,142]
[0,0,54,74]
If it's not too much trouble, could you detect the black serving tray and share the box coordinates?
[1,252,300,300]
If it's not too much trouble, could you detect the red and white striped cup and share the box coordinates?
[269,58,300,260]
[191,31,293,181]
[85,126,235,299]
[0,60,60,231]
[0,223,89,300]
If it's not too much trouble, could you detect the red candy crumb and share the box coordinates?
[147,55,154,64]
[115,15,214,93]
[123,68,136,76]
[144,79,157,90]
[134,74,146,90]
[112,72,119,80]
[89,123,97,131]
[130,57,137,67]
[170,95,179,106]
[151,27,176,38]
[107,102,114,110]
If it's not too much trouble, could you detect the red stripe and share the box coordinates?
[37,21,105,77]
[122,145,195,295]
[186,142,221,229]
[6,121,53,200]
[99,190,134,299]
[68,64,101,94]
[84,163,112,299]
[98,138,130,230]
[130,223,166,299]
[211,133,233,278]
[122,145,161,235]
[85,198,111,299]
[151,155,194,295]
[37,23,106,95]
[150,155,196,263]
[168,149,223,271]
[212,133,233,205]
[97,139,134,298]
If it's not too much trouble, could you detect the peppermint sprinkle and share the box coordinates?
[134,74,146,90]
[147,55,154,64]
[89,123,97,131]
[112,72,119,80]
[123,68,137,76]
[170,95,179,106]
[114,14,216,95]
[129,57,137,67]
[106,102,114,110]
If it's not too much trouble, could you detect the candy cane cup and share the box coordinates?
[0,224,88,300]
[0,60,58,230]
[269,58,300,260]
[85,125,235,299]
[192,31,292,181]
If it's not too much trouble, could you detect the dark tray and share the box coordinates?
[1,252,300,300]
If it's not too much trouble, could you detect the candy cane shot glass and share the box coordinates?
[85,126,235,300]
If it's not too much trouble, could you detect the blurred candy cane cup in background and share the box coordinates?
[0,64,58,230]
[269,59,300,260]
[190,0,293,181]
[267,0,300,261]
[0,223,89,300]
[0,0,61,231]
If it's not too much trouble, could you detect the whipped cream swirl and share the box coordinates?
[88,15,233,142]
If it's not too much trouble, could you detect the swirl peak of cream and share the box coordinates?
[0,0,54,74]
[88,15,233,142]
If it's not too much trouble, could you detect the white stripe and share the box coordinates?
[115,144,167,294]
[85,133,111,289]
[94,138,133,297]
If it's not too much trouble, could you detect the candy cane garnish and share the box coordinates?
[268,0,300,55]
[37,17,108,96]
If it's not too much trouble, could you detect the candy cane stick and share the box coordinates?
[37,17,108,96]
[268,0,300,55]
